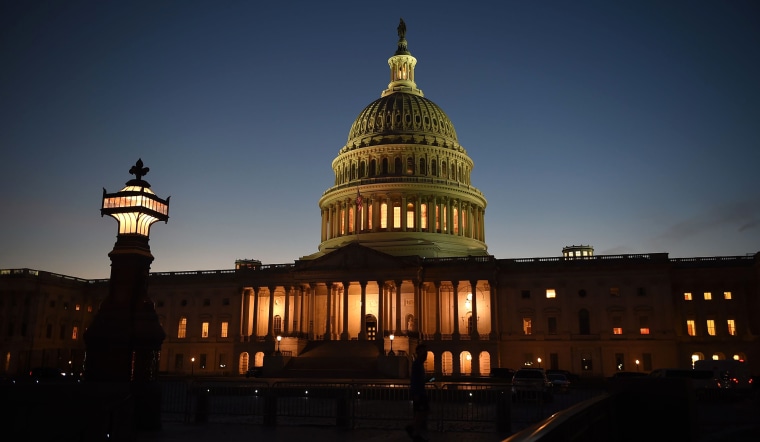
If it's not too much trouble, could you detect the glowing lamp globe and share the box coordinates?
[101,159,169,236]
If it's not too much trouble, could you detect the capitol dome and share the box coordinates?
[310,19,488,260]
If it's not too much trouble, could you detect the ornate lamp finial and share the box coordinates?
[129,158,150,182]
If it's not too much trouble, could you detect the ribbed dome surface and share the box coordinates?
[346,92,458,147]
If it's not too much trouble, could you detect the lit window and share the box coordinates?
[612,316,622,335]
[545,289,556,299]
[380,202,388,228]
[87,306,92,313]
[221,321,229,338]
[686,320,696,336]
[723,291,732,300]
[522,318,532,335]
[202,322,209,338]
[178,317,187,339]
[684,292,692,301]
[393,205,401,228]
[706,320,716,336]
[420,204,428,229]
[704,292,712,301]
[75,304,80,311]
[727,319,736,336]
[406,203,414,229]
[640,328,650,335]
[71,326,78,340]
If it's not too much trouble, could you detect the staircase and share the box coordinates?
[280,340,387,379]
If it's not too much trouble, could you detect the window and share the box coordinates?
[686,320,696,336]
[545,289,556,299]
[222,298,230,306]
[203,299,211,306]
[547,317,557,335]
[201,322,209,338]
[684,292,692,301]
[727,319,736,336]
[637,287,646,296]
[274,315,282,335]
[181,299,187,307]
[639,316,650,335]
[221,321,229,338]
[703,292,712,301]
[723,291,732,300]
[612,316,622,335]
[178,317,187,339]
[610,287,620,297]
[706,320,716,336]
[522,318,532,335]
[199,354,207,369]
[578,289,587,298]
[87,305,92,313]
[380,202,388,228]
[60,325,65,339]
[521,290,530,299]
[46,324,52,339]
[71,326,78,340]
[406,203,415,229]
[420,204,428,229]
[75,304,81,311]
[642,353,652,371]
[578,309,591,335]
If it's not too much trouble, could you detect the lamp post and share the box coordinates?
[635,359,640,371]
[537,357,542,369]
[191,357,195,376]
[276,335,282,354]
[389,334,395,356]
[83,159,169,431]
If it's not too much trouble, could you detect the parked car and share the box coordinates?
[490,367,515,380]
[648,368,721,396]
[511,368,553,401]
[545,369,580,382]
[547,373,571,393]
[28,367,67,382]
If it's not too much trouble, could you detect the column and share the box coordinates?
[470,279,479,339]
[241,288,251,341]
[251,286,260,339]
[394,280,402,334]
[341,281,350,340]
[452,281,460,340]
[401,196,407,231]
[359,281,367,340]
[325,282,333,340]
[434,281,442,340]
[284,286,291,335]
[267,286,276,339]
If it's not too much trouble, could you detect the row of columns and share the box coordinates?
[239,279,499,342]
[320,194,485,243]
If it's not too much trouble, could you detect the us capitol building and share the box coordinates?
[1,21,758,380]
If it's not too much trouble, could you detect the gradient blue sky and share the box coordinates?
[2,1,758,279]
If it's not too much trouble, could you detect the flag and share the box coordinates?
[355,188,363,211]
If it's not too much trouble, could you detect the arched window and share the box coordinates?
[419,158,426,175]
[394,157,403,175]
[441,161,448,179]
[359,161,366,178]
[431,161,437,177]
[420,203,428,229]
[274,315,282,335]
[407,157,414,174]
[382,158,389,175]
[406,203,415,229]
[351,163,357,180]
[380,202,388,229]
[453,207,459,234]
[578,309,591,335]
[370,159,377,177]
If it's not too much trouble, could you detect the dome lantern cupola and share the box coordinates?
[382,18,423,98]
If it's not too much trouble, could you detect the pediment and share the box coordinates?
[295,242,417,273]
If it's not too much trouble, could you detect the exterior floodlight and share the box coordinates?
[101,158,169,236]
[389,334,395,356]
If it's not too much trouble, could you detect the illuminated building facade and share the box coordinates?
[1,21,758,380]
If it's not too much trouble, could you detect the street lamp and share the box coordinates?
[691,354,699,369]
[389,334,395,356]
[537,357,542,369]
[191,357,195,376]
[635,359,640,371]
[276,335,282,354]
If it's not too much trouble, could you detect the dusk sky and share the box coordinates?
[2,1,758,279]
